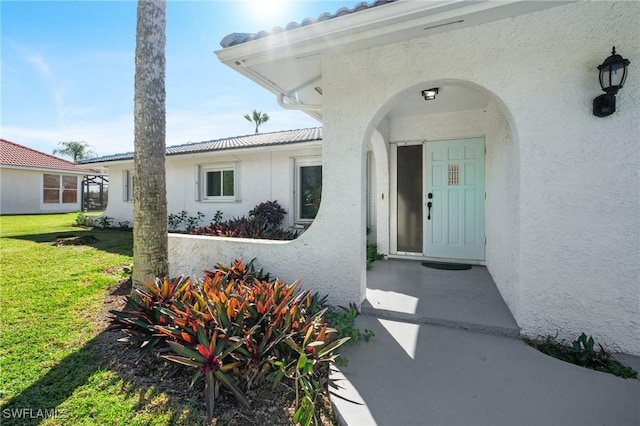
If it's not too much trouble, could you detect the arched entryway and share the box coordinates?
[363,79,521,327]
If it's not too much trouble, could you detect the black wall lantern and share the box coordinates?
[593,46,630,117]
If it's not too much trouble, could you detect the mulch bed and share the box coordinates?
[92,278,337,425]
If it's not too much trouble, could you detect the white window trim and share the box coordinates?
[123,170,134,202]
[42,173,78,204]
[197,162,239,202]
[294,156,322,223]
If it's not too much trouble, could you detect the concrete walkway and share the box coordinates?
[330,260,640,425]
[363,259,519,337]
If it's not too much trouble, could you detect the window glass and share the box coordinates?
[62,176,77,189]
[62,176,77,203]
[206,171,221,197]
[222,170,234,196]
[202,165,236,200]
[43,174,60,203]
[300,165,322,220]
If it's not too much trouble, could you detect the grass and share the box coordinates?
[0,213,202,425]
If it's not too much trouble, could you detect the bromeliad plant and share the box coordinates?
[108,276,194,360]
[192,200,299,240]
[109,259,354,423]
[162,326,249,421]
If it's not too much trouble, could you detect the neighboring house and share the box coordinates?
[80,128,329,228]
[0,139,98,215]
[198,0,636,354]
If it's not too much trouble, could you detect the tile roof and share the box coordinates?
[80,127,323,164]
[0,139,97,174]
[220,0,397,48]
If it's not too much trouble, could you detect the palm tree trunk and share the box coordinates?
[132,0,168,287]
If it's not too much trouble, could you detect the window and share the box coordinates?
[123,170,134,202]
[295,158,322,222]
[199,163,237,201]
[43,174,77,204]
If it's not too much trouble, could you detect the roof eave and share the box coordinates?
[82,139,323,165]
[215,0,572,113]
[0,164,102,175]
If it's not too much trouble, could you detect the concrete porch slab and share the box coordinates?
[331,315,640,426]
[363,259,519,337]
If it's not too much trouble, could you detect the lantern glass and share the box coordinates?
[598,48,629,94]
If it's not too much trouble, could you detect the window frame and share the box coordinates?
[294,157,322,223]
[123,170,134,202]
[198,162,239,202]
[43,173,78,204]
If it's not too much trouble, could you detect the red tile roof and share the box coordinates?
[0,139,97,173]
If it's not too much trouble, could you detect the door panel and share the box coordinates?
[396,145,423,253]
[425,138,485,260]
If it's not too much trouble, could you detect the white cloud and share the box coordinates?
[26,54,50,76]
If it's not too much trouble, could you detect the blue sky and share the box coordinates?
[1,1,356,158]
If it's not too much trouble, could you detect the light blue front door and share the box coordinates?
[425,138,485,260]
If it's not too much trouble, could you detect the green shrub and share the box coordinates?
[168,211,205,232]
[109,259,353,424]
[75,210,95,227]
[168,210,187,232]
[249,200,287,226]
[325,304,375,346]
[523,333,637,379]
[366,243,385,270]
[96,216,114,230]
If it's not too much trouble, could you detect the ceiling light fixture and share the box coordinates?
[421,88,439,100]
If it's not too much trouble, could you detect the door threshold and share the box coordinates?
[387,254,486,266]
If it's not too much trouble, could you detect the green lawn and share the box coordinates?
[0,214,201,425]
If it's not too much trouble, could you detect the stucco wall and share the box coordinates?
[0,168,82,214]
[316,1,638,353]
[483,100,519,318]
[1,168,40,214]
[101,144,322,227]
[389,109,487,142]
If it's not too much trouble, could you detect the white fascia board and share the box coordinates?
[215,0,569,117]
[0,164,101,175]
[215,0,459,65]
[174,141,323,161]
[214,0,561,67]
[81,160,128,168]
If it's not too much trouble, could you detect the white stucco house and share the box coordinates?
[210,0,637,355]
[81,128,327,228]
[0,139,98,215]
[87,0,639,355]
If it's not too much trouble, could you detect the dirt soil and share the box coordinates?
[93,279,338,425]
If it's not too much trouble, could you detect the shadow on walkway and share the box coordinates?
[332,315,640,426]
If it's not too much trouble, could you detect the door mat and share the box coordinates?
[421,261,472,271]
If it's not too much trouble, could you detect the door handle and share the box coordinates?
[427,201,432,220]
